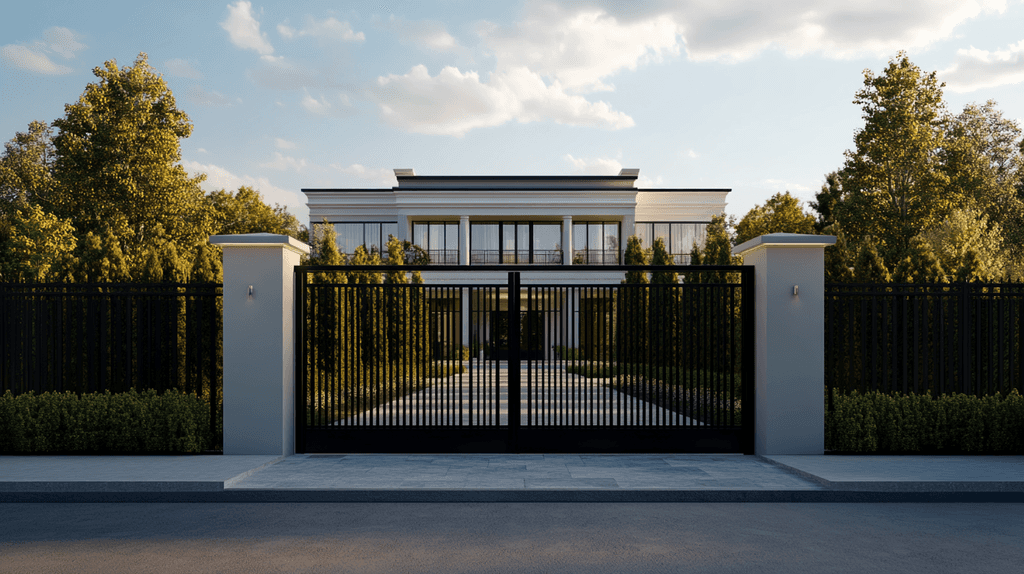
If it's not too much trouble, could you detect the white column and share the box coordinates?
[210,233,309,456]
[733,233,836,456]
[459,215,470,266]
[562,215,573,265]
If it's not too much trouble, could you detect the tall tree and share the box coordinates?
[0,121,56,209]
[918,206,1006,281]
[941,100,1024,271]
[852,241,892,282]
[208,186,306,240]
[45,53,213,267]
[892,236,945,283]
[831,52,950,268]
[734,191,816,245]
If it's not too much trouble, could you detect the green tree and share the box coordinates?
[852,240,892,282]
[190,242,223,283]
[918,206,1005,281]
[44,53,213,269]
[734,191,816,245]
[830,52,951,269]
[823,224,855,283]
[0,120,56,209]
[71,228,131,283]
[811,171,843,232]
[208,186,306,240]
[649,238,678,366]
[617,235,648,364]
[892,236,944,283]
[941,100,1024,272]
[0,202,76,282]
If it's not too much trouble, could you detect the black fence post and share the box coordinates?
[959,281,971,395]
[508,272,521,452]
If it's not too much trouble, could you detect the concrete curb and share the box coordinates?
[3,489,1023,503]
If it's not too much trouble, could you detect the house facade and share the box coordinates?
[302,169,730,360]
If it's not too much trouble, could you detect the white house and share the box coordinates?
[302,169,730,360]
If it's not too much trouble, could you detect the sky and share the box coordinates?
[2,0,1024,228]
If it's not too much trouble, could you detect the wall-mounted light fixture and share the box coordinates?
[248,285,254,300]
[793,285,799,296]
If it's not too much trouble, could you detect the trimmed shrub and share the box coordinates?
[0,389,212,454]
[826,389,1024,454]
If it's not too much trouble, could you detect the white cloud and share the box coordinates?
[41,27,86,59]
[386,17,464,53]
[372,65,633,136]
[481,3,681,92]
[277,16,364,42]
[330,163,399,187]
[300,90,351,116]
[940,40,1024,92]
[0,26,86,75]
[682,149,699,159]
[185,85,232,106]
[0,44,73,74]
[181,159,303,210]
[564,154,623,174]
[221,1,274,56]
[165,58,202,79]
[260,151,309,172]
[667,0,1007,62]
[275,138,296,149]
[196,148,208,154]
[479,1,1007,75]
[636,174,664,188]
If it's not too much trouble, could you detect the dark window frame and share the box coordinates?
[469,221,563,265]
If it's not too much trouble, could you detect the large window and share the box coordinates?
[412,222,460,264]
[332,222,399,259]
[634,222,707,264]
[470,222,562,264]
[572,222,620,264]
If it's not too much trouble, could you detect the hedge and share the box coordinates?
[825,389,1024,454]
[0,389,212,454]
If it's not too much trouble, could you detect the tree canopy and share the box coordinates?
[0,53,306,283]
[812,52,1024,281]
[734,191,816,245]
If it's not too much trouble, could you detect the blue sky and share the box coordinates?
[2,1,1024,226]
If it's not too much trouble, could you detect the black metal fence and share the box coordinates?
[297,265,753,453]
[0,283,223,443]
[825,283,1024,405]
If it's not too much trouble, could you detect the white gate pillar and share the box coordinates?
[733,233,835,455]
[210,233,309,455]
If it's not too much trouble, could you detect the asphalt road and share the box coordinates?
[1,503,1021,573]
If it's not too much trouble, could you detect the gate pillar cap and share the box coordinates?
[732,233,835,257]
[211,233,310,255]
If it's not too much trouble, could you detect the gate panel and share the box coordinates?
[297,265,753,453]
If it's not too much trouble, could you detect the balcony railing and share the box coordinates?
[425,249,461,265]
[470,250,563,265]
[572,250,620,265]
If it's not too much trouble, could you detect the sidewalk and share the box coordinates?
[2,454,1022,502]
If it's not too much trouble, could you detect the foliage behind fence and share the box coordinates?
[0,282,223,448]
[825,282,1024,406]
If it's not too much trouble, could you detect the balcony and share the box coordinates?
[572,250,620,265]
[469,250,563,265]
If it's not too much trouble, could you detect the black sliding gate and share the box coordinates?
[296,265,754,453]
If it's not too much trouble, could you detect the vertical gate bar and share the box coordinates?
[508,272,521,450]
[997,293,1004,395]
